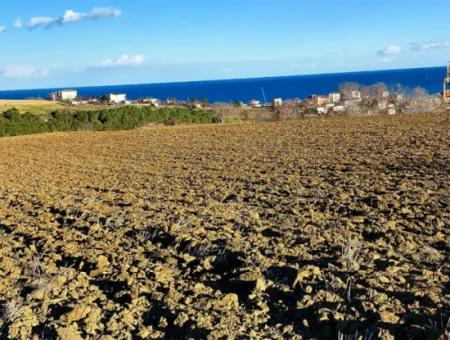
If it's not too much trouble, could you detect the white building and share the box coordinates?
[249,100,261,108]
[333,105,345,112]
[329,92,341,103]
[351,90,362,101]
[313,95,331,106]
[273,98,283,107]
[317,107,328,114]
[49,89,78,102]
[143,98,161,107]
[107,93,127,104]
[387,104,396,115]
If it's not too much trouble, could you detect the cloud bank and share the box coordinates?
[0,26,5,33]
[16,7,121,30]
[3,65,48,78]
[101,54,145,67]
[377,45,402,56]
[411,41,450,51]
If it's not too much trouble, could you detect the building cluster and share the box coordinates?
[244,97,283,108]
[245,89,400,115]
[48,62,450,113]
[47,89,197,110]
[305,90,398,115]
[48,89,132,106]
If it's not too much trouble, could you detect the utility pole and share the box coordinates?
[444,61,450,103]
[261,87,267,105]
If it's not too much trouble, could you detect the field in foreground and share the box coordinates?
[0,114,448,339]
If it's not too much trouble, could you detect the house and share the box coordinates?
[317,107,328,114]
[351,90,362,101]
[71,99,90,106]
[273,98,283,107]
[387,104,396,115]
[249,100,261,108]
[143,98,161,107]
[329,92,341,103]
[312,95,331,106]
[333,105,345,112]
[107,93,127,104]
[150,99,160,107]
[49,89,78,102]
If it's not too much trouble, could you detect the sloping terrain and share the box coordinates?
[0,113,449,339]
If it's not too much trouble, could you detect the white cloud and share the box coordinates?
[16,7,121,30]
[29,16,55,29]
[3,65,48,78]
[0,26,6,33]
[14,19,23,29]
[87,7,122,20]
[377,45,402,56]
[101,54,145,67]
[62,10,84,24]
[411,41,450,51]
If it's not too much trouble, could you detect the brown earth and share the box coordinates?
[0,113,449,339]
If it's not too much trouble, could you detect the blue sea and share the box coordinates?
[0,67,446,103]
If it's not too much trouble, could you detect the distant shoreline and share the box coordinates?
[0,66,445,103]
[0,65,445,93]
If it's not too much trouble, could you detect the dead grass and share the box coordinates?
[0,100,65,115]
[0,99,113,115]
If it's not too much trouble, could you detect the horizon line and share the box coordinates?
[0,64,446,94]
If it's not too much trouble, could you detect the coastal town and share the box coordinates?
[47,61,450,117]
[46,87,436,114]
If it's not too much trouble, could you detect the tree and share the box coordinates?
[360,83,388,113]
[3,108,20,120]
[200,97,209,107]
[339,82,360,100]
[405,87,441,114]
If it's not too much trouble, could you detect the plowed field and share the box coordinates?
[0,113,449,339]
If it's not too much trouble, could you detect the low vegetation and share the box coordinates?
[0,100,67,115]
[0,113,448,338]
[0,106,221,137]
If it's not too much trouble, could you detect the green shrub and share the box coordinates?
[3,108,21,120]
[0,106,221,137]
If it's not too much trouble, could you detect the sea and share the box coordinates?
[0,66,446,103]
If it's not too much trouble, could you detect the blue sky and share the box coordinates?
[0,0,449,90]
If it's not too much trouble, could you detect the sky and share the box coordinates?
[0,0,449,90]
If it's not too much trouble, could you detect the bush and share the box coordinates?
[3,108,20,120]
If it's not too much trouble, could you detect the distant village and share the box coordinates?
[48,62,450,116]
[47,88,399,112]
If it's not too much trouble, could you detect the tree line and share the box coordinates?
[0,106,221,137]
